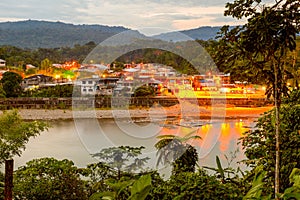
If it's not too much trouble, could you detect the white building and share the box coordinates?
[75,78,99,95]
[0,59,6,67]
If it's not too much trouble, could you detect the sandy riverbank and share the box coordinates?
[0,102,273,121]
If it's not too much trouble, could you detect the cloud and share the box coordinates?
[0,0,239,35]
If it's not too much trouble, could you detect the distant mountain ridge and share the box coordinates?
[152,26,223,42]
[0,20,225,49]
[0,20,139,49]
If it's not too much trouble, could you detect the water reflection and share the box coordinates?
[157,118,252,171]
[11,118,255,174]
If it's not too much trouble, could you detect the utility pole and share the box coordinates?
[4,159,13,200]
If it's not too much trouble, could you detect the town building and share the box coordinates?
[0,59,6,67]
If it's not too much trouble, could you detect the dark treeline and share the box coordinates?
[0,41,97,68]
[0,39,214,75]
[0,37,299,85]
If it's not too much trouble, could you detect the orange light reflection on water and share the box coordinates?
[158,119,252,167]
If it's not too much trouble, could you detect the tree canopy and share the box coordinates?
[0,72,23,97]
[0,110,49,165]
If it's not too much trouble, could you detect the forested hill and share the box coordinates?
[153,26,223,42]
[0,20,144,49]
[0,20,229,49]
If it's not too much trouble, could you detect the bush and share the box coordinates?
[13,157,88,200]
[149,170,243,199]
[134,85,155,97]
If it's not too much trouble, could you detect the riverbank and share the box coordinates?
[0,103,273,121]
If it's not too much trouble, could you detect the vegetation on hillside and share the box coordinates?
[0,20,130,49]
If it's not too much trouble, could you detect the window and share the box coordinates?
[82,81,86,84]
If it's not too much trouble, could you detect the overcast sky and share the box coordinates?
[0,0,247,35]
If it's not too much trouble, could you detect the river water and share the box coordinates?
[9,116,256,176]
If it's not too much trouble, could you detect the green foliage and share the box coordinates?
[155,132,201,175]
[89,176,134,200]
[219,1,300,197]
[203,153,249,196]
[89,174,152,200]
[150,169,243,199]
[241,104,300,194]
[129,174,152,200]
[243,167,300,200]
[84,162,116,194]
[25,67,37,76]
[22,84,74,97]
[13,157,89,200]
[40,58,52,71]
[0,20,126,49]
[0,85,6,98]
[92,146,150,179]
[281,168,300,200]
[204,156,235,182]
[0,110,49,165]
[0,71,23,97]
[283,89,300,106]
[134,85,155,97]
[171,144,198,175]
[243,166,270,200]
[214,0,300,94]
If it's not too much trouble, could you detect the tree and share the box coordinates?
[241,90,300,195]
[89,146,151,199]
[155,132,201,175]
[134,85,155,97]
[216,0,299,197]
[0,110,48,165]
[0,72,22,97]
[92,146,150,180]
[13,157,89,200]
[40,58,53,74]
[0,110,48,200]
[0,85,6,98]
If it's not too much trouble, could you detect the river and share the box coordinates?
[9,116,256,176]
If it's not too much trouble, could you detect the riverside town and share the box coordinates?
[0,0,299,199]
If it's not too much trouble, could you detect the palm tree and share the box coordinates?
[155,130,201,175]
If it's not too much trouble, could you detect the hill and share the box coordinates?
[0,20,232,49]
[0,20,143,49]
[153,26,223,41]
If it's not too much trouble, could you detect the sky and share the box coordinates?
[0,0,247,35]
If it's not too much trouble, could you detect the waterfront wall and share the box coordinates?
[0,97,273,109]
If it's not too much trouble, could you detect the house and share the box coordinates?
[21,74,54,89]
[26,64,36,70]
[75,78,99,95]
[0,59,6,67]
[96,77,119,95]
